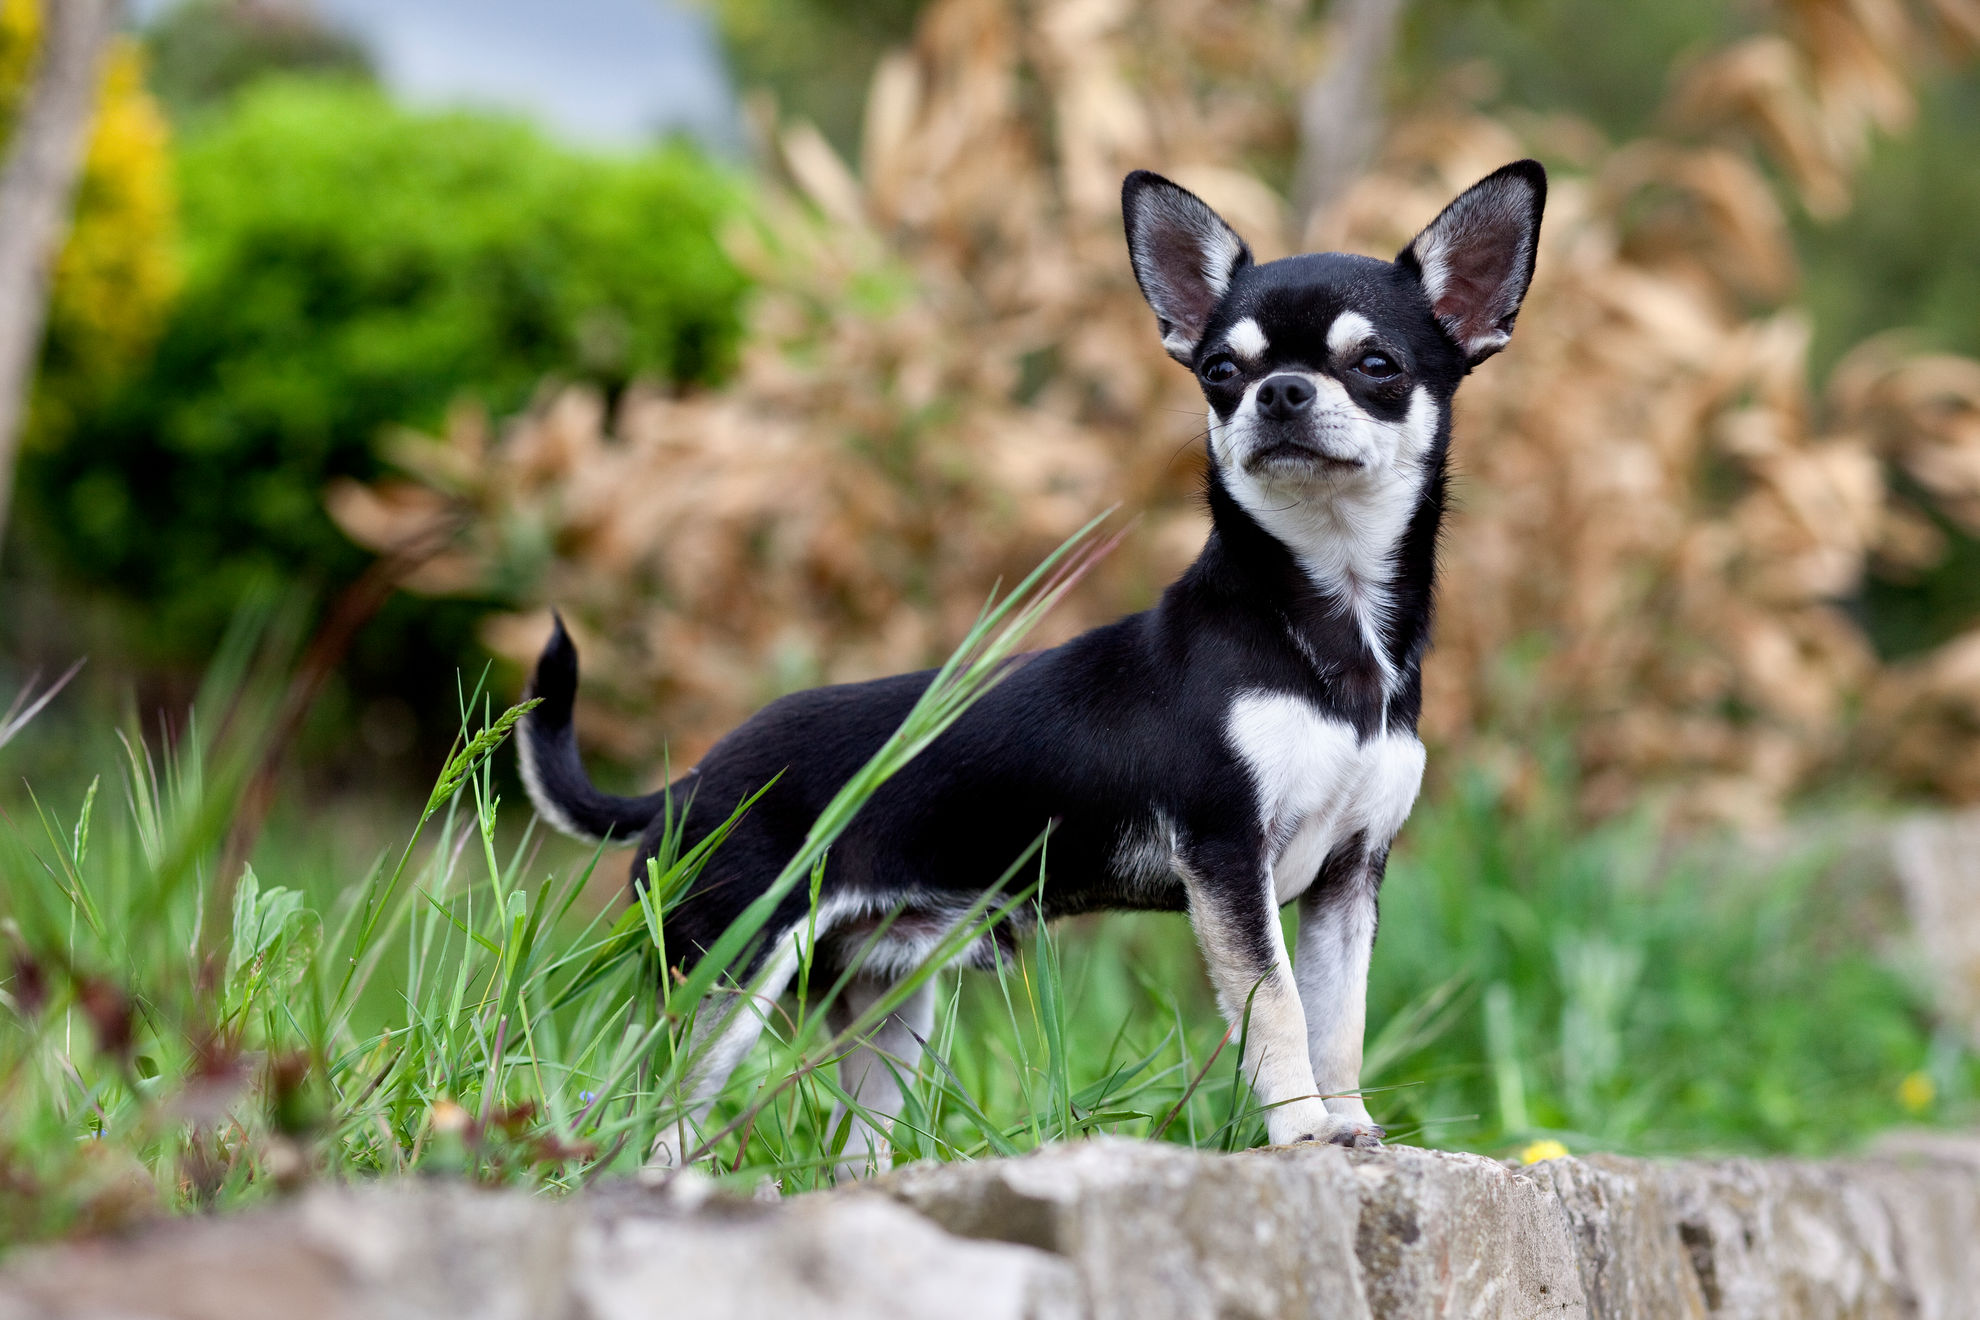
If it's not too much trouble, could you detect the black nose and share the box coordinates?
[1256,374,1315,419]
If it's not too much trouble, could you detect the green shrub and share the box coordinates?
[17,77,747,665]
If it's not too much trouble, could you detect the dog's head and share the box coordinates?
[1123,162,1545,519]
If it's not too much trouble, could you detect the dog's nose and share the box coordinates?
[1256,374,1316,420]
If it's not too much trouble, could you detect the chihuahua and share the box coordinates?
[520,159,1547,1172]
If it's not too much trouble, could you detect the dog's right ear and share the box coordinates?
[1123,171,1253,365]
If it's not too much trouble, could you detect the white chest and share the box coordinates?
[1225,690,1426,903]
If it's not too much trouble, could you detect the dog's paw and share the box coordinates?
[1266,1099,1335,1150]
[1326,1119,1386,1149]
[1290,1112,1385,1149]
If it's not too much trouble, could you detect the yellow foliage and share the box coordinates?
[2,5,179,438]
[46,39,180,388]
[0,0,38,129]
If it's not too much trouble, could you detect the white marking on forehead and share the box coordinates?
[1326,311,1376,357]
[1224,317,1268,360]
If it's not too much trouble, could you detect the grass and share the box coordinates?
[2,565,1975,1243]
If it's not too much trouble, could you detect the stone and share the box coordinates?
[881,1137,1980,1320]
[1532,1154,1710,1318]
[5,1136,1980,1319]
[574,1191,1078,1320]
[0,1182,576,1320]
[1344,1145,1586,1318]
[881,1137,1371,1319]
[1858,1131,1980,1320]
[0,1178,1072,1320]
[878,1137,1589,1319]
[1656,1157,1919,1319]
[1892,812,1980,1047]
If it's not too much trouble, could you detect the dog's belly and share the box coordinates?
[819,892,1031,981]
[1224,690,1425,904]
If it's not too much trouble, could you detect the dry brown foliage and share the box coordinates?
[332,0,1980,821]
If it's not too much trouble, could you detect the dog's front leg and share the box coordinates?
[1180,856,1332,1147]
[1292,848,1386,1147]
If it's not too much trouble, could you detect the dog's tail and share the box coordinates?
[517,614,667,843]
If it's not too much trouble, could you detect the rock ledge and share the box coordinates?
[3,1133,1976,1319]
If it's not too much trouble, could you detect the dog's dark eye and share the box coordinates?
[1355,353,1399,380]
[1200,355,1240,384]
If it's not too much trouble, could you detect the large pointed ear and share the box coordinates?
[1122,170,1254,365]
[1398,159,1547,367]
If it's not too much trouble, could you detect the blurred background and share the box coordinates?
[6,0,1980,1172]
[7,0,1980,818]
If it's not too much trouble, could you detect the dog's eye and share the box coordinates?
[1200,355,1240,384]
[1355,353,1399,380]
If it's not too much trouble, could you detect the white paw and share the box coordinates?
[1266,1098,1337,1149]
[1274,1104,1385,1150]
[1314,1111,1386,1149]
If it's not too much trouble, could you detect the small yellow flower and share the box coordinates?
[1899,1071,1936,1114]
[1518,1138,1570,1164]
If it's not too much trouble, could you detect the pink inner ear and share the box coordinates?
[1433,237,1520,345]
[1149,228,1221,334]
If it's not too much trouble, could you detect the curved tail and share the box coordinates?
[518,615,667,843]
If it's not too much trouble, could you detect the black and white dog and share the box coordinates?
[520,160,1546,1170]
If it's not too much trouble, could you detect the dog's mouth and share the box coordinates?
[1241,437,1364,474]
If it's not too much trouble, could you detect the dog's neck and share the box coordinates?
[1171,454,1446,720]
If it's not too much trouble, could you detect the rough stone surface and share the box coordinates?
[2,1136,1978,1319]
[1532,1154,1708,1317]
[0,1182,577,1320]
[0,1178,1074,1320]
[1894,813,1980,1047]
[881,1138,1371,1318]
[1343,1144,1584,1318]
[1854,1132,1980,1320]
[573,1189,1079,1320]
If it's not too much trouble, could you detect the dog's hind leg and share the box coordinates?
[823,973,934,1181]
[648,936,804,1170]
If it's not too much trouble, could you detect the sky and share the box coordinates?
[138,0,743,150]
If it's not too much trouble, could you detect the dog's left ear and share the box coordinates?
[1123,170,1253,365]
[1399,159,1547,368]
